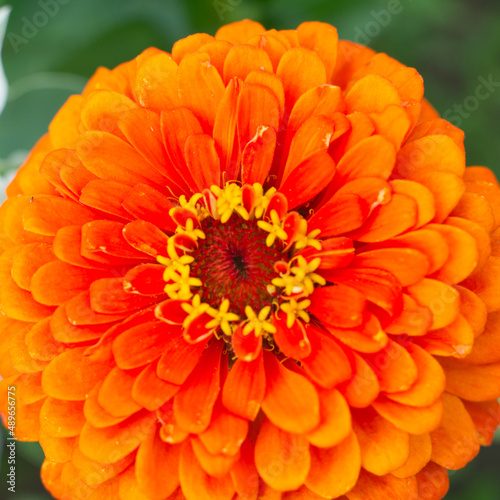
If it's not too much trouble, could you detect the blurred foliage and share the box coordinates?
[0,0,499,498]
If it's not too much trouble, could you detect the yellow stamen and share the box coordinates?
[206,299,240,336]
[242,305,276,337]
[164,265,202,300]
[294,219,322,251]
[211,184,250,223]
[280,298,311,328]
[252,185,277,219]
[257,209,288,247]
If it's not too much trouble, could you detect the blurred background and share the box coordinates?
[0,0,499,498]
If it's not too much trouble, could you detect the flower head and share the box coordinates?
[1,19,500,500]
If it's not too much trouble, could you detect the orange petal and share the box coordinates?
[255,419,310,492]
[98,366,142,418]
[346,469,418,500]
[123,264,166,296]
[81,90,137,137]
[305,433,360,498]
[461,256,500,313]
[456,285,488,338]
[348,193,417,242]
[161,107,202,188]
[72,445,133,486]
[407,278,460,330]
[132,360,179,411]
[230,440,259,500]
[134,53,179,112]
[426,223,479,284]
[0,253,54,322]
[439,357,500,402]
[53,225,108,270]
[122,184,177,232]
[112,322,181,370]
[300,327,352,389]
[136,428,180,499]
[42,346,113,400]
[463,311,500,364]
[215,19,265,44]
[178,51,225,129]
[462,399,500,446]
[276,47,327,109]
[84,382,128,429]
[213,78,241,179]
[39,431,75,464]
[345,74,401,114]
[241,125,277,186]
[23,196,97,236]
[122,219,170,257]
[279,151,336,210]
[31,261,110,306]
[65,290,127,326]
[415,313,474,358]
[407,170,465,223]
[305,388,351,448]
[352,407,409,476]
[48,94,84,148]
[297,22,338,81]
[223,44,272,84]
[415,461,449,500]
[90,278,159,314]
[447,216,491,276]
[184,134,221,190]
[179,440,235,500]
[118,466,150,500]
[40,398,85,438]
[392,433,432,478]
[156,335,208,385]
[222,354,266,421]
[392,228,449,274]
[327,268,402,318]
[191,437,240,478]
[370,104,411,149]
[309,284,365,329]
[396,135,465,178]
[353,247,429,287]
[335,135,396,183]
[76,131,165,187]
[430,392,479,469]
[118,109,185,193]
[364,340,418,393]
[387,343,445,407]
[262,352,319,434]
[282,115,334,181]
[11,242,56,290]
[372,396,443,434]
[79,411,156,463]
[390,179,435,227]
[308,194,368,237]
[173,341,222,433]
[172,33,214,63]
[341,352,380,408]
[198,404,248,456]
[80,179,132,219]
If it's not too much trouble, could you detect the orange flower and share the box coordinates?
[1,19,500,500]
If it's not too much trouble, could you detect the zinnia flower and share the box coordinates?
[1,19,500,500]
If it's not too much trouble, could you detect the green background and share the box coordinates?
[0,0,499,498]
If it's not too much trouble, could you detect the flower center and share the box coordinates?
[156,183,326,358]
[190,217,282,316]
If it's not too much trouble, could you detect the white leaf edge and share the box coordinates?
[0,6,12,115]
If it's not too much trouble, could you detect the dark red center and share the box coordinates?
[190,217,282,316]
